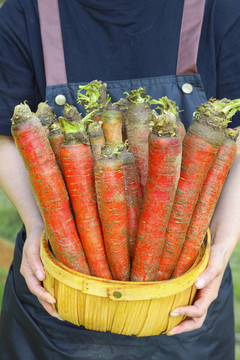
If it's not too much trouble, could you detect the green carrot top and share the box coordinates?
[59,116,90,145]
[77,80,110,113]
[195,98,240,128]
[124,87,151,105]
[101,142,127,159]
[150,96,179,137]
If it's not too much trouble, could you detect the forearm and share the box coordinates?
[210,126,240,263]
[0,135,44,233]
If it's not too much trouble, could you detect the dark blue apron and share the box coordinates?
[0,1,235,359]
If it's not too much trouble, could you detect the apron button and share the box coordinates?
[55,94,66,106]
[182,83,193,94]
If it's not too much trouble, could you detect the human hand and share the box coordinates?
[166,242,228,335]
[20,224,63,320]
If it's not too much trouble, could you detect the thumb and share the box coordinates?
[28,240,45,281]
[195,260,223,290]
[22,228,46,282]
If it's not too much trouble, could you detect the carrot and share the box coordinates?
[101,103,123,145]
[48,118,64,170]
[157,98,240,280]
[120,147,142,261]
[124,87,152,195]
[94,145,130,281]
[35,101,57,134]
[115,97,129,142]
[36,102,65,170]
[59,117,112,279]
[11,103,90,274]
[90,109,102,122]
[131,99,182,282]
[172,128,239,277]
[88,121,105,162]
[100,100,142,262]
[177,118,186,141]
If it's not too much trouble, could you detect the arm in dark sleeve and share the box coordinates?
[0,0,45,136]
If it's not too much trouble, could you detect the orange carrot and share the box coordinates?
[94,145,130,281]
[91,109,102,122]
[125,88,152,195]
[116,97,129,142]
[88,121,105,162]
[158,98,240,280]
[131,99,182,281]
[172,128,239,277]
[36,102,65,170]
[101,103,123,145]
[48,118,64,170]
[177,118,186,141]
[121,147,142,261]
[59,117,112,279]
[11,103,90,274]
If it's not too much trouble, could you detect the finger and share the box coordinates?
[23,241,46,281]
[195,267,218,289]
[195,245,226,289]
[170,282,220,319]
[167,315,206,336]
[170,299,208,319]
[22,264,56,304]
[38,298,63,321]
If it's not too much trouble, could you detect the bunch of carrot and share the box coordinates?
[11,82,240,283]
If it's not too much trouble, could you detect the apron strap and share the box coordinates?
[37,0,206,82]
[37,0,67,86]
[176,0,206,75]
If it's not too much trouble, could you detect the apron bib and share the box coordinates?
[0,1,235,359]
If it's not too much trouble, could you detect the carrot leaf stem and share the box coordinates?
[150,96,179,116]
[101,143,123,158]
[150,97,179,137]
[77,80,110,112]
[195,98,240,127]
[124,87,151,105]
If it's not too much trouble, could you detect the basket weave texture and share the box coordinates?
[40,229,210,337]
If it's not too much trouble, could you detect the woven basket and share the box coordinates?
[40,229,210,337]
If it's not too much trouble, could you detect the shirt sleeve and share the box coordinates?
[0,0,44,136]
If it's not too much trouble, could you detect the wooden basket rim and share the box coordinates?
[40,229,211,301]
